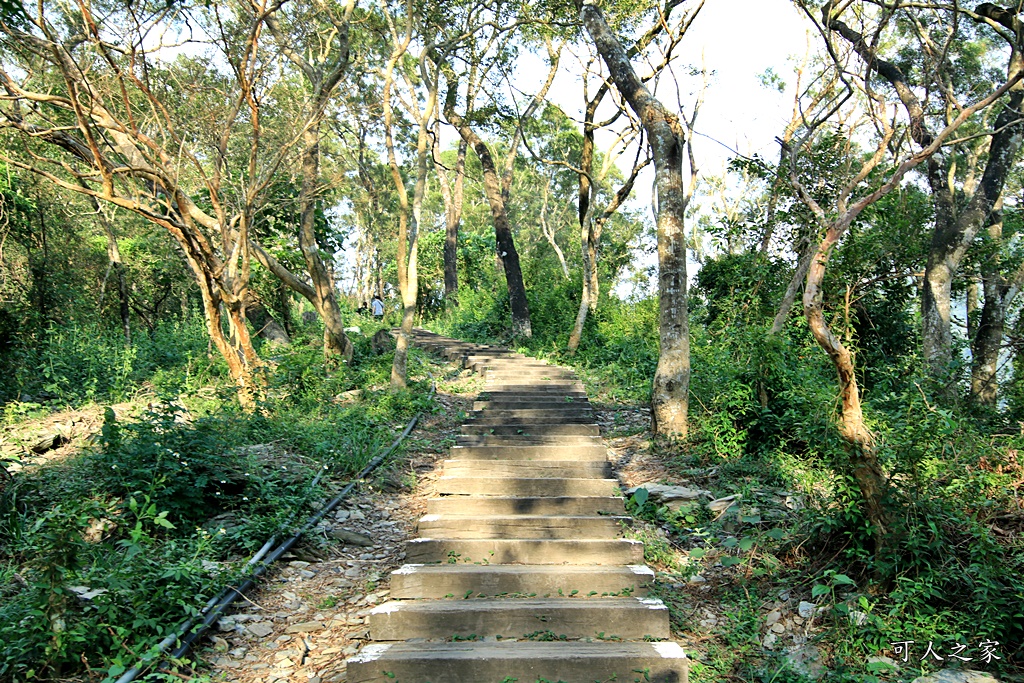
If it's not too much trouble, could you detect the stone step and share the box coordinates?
[455,434,603,446]
[460,424,600,436]
[467,414,596,425]
[405,538,644,565]
[448,445,607,461]
[482,386,588,394]
[427,496,626,516]
[346,641,689,683]
[442,459,610,477]
[473,400,590,411]
[475,395,589,401]
[470,411,595,421]
[436,476,617,497]
[367,597,670,641]
[388,564,653,599]
[417,514,627,539]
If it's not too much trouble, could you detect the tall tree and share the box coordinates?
[0,1,294,407]
[578,0,703,436]
[822,1,1024,395]
[788,2,1022,546]
[251,0,357,364]
[381,0,439,388]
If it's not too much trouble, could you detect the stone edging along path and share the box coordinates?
[346,329,689,683]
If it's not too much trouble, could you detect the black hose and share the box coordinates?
[116,384,432,683]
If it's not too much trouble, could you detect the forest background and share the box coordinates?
[0,0,1023,681]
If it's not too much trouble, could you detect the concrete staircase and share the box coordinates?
[346,329,688,683]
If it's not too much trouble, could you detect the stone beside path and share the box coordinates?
[346,329,688,683]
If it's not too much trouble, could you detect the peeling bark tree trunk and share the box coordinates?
[580,0,690,436]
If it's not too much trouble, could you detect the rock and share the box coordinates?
[329,529,374,546]
[770,623,785,634]
[688,574,706,584]
[82,518,116,543]
[797,601,815,619]
[288,561,311,570]
[626,484,712,510]
[285,621,325,634]
[247,622,275,638]
[911,671,1000,683]
[67,585,108,600]
[371,329,395,355]
[708,494,742,514]
[217,617,237,632]
[30,431,68,454]
[867,656,899,671]
[765,610,781,626]
[298,570,316,579]
[335,510,351,522]
[337,389,361,403]
[349,510,366,521]
[784,644,826,680]
[762,632,778,649]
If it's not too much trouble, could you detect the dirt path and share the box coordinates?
[197,382,475,683]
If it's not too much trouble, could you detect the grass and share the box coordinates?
[0,318,443,680]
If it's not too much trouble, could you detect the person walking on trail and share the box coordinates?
[371,295,385,319]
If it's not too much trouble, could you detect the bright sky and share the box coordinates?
[534,0,816,295]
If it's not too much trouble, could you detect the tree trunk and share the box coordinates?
[298,124,353,364]
[86,191,132,344]
[443,90,531,338]
[436,133,466,306]
[972,210,1008,407]
[769,241,814,335]
[972,278,1005,407]
[803,226,889,545]
[580,1,690,436]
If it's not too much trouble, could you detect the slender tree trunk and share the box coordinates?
[769,240,814,335]
[803,225,889,545]
[85,189,131,344]
[436,132,466,306]
[540,175,570,279]
[298,123,353,364]
[580,0,690,436]
[443,94,532,337]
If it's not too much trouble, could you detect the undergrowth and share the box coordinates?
[0,316,437,680]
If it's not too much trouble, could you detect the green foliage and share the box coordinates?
[0,317,435,678]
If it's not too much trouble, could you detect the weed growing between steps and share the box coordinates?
[0,324,440,681]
